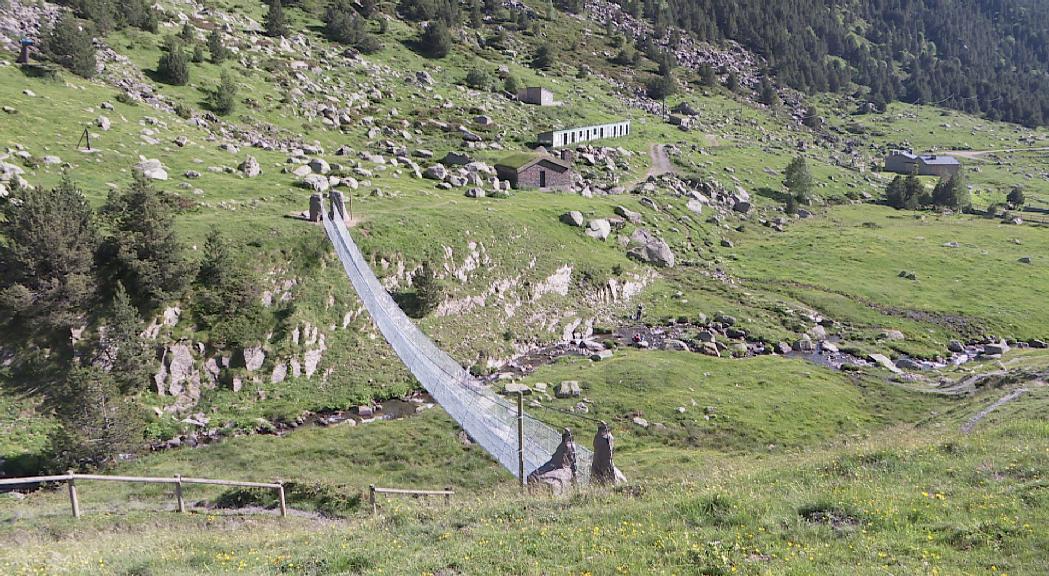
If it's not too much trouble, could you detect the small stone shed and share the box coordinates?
[495,154,573,190]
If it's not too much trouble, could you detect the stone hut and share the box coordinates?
[495,154,573,190]
[517,87,555,106]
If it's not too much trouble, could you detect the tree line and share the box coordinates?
[623,0,1049,127]
[0,175,259,471]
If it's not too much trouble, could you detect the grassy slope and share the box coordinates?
[2,390,1047,575]
[2,0,1049,573]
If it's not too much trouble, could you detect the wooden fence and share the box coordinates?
[0,473,287,518]
[369,484,453,515]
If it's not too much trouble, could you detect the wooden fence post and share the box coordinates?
[174,475,185,514]
[276,481,288,518]
[444,486,452,505]
[516,392,525,489]
[67,472,80,519]
[369,484,377,515]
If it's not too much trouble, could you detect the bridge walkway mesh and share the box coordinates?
[323,210,593,484]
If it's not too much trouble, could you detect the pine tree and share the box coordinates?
[932,173,969,209]
[207,69,238,115]
[699,63,716,87]
[783,156,813,204]
[265,0,288,38]
[157,36,190,86]
[413,261,445,315]
[104,283,154,393]
[418,20,452,58]
[325,3,382,53]
[101,173,193,311]
[0,175,100,339]
[191,42,205,63]
[725,71,739,92]
[208,28,228,63]
[47,366,144,471]
[192,228,257,328]
[179,21,195,42]
[759,75,781,109]
[44,12,97,78]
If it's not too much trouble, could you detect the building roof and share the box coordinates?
[887,150,960,165]
[919,155,960,166]
[495,153,570,172]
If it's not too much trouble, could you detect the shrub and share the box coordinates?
[206,70,238,116]
[157,37,190,85]
[418,20,452,58]
[1007,185,1025,209]
[531,42,555,69]
[465,68,491,90]
[208,28,228,63]
[173,101,193,119]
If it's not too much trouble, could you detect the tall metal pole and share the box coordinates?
[517,392,525,489]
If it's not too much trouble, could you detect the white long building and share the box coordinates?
[537,120,631,148]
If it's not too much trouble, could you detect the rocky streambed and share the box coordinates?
[486,317,1044,390]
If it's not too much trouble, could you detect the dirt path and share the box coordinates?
[945,146,1049,160]
[961,387,1031,433]
[646,143,674,178]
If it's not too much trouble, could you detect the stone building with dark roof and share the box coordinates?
[884,150,961,177]
[495,154,573,190]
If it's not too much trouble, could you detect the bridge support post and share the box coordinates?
[517,392,525,489]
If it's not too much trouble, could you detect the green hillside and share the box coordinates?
[1,0,1048,573]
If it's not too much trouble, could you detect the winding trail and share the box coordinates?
[646,143,674,178]
[945,146,1049,160]
[961,387,1032,433]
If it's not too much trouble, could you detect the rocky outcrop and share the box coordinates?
[591,421,627,485]
[627,228,675,268]
[527,428,578,495]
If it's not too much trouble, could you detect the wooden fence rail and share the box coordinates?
[0,473,287,518]
[369,484,453,515]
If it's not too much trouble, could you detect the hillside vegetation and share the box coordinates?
[0,0,1048,572]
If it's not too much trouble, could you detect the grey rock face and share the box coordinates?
[243,345,265,372]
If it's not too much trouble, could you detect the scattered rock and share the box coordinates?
[556,381,581,398]
[561,211,584,227]
[868,353,902,374]
[239,156,262,177]
[585,219,611,240]
[134,158,168,181]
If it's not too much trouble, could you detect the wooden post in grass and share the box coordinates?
[276,481,288,518]
[517,392,525,489]
[174,475,186,513]
[444,487,452,505]
[66,472,80,519]
[369,484,377,515]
